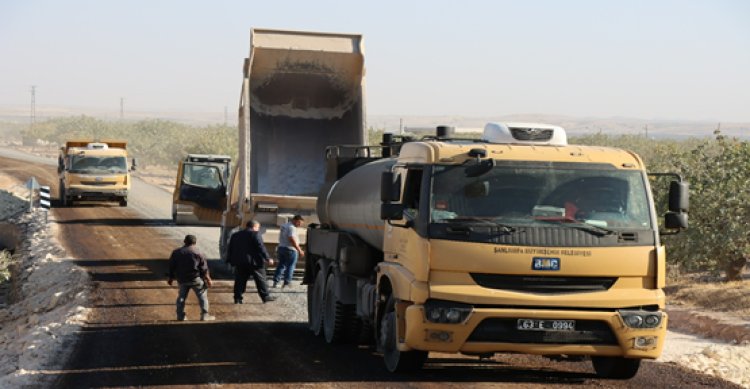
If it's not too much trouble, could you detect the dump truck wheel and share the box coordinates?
[119,198,128,207]
[323,273,348,344]
[591,356,641,379]
[308,270,326,336]
[380,296,427,372]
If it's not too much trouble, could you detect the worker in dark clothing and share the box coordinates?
[168,234,214,321]
[227,220,276,304]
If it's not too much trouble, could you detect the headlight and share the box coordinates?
[424,300,473,324]
[619,310,663,328]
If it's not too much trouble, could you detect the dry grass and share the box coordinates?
[133,165,176,193]
[666,272,750,317]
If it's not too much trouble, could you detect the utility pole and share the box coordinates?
[29,85,37,130]
[120,97,124,119]
[399,118,403,135]
[224,106,228,126]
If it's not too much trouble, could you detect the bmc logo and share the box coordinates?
[532,257,560,271]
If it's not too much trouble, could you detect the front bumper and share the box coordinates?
[403,305,667,359]
[67,186,128,199]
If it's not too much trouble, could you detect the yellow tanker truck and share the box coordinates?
[58,140,135,206]
[304,123,689,379]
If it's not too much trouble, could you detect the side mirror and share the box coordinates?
[380,203,405,221]
[131,158,138,171]
[668,181,688,212]
[57,156,64,173]
[665,212,688,229]
[663,180,688,234]
[380,171,401,202]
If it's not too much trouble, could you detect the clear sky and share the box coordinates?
[1,0,748,122]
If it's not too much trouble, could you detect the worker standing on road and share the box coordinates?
[228,220,276,303]
[168,234,215,321]
[273,214,305,288]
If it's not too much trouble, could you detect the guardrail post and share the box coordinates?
[39,185,51,223]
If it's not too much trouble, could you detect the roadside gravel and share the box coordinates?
[0,204,90,387]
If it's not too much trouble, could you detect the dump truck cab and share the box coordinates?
[58,140,134,206]
[172,154,231,225]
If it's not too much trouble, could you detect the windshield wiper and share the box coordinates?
[442,217,517,234]
[535,218,616,237]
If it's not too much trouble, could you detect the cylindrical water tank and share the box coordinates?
[317,158,396,250]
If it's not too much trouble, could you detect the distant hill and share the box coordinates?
[1,105,748,140]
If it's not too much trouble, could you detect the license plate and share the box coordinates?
[517,319,575,331]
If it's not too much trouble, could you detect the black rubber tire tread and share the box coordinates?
[591,356,641,379]
[59,183,67,207]
[309,269,326,336]
[380,295,427,373]
[323,272,347,344]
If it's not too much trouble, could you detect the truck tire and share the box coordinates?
[119,197,128,207]
[591,356,641,379]
[323,272,348,344]
[380,296,427,372]
[308,269,326,336]
[59,182,67,207]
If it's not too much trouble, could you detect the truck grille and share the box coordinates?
[471,274,617,294]
[467,318,617,345]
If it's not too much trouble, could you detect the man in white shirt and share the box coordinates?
[273,215,305,288]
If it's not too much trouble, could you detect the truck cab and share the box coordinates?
[58,140,134,207]
[172,154,231,225]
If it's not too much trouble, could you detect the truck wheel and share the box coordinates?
[119,197,128,207]
[308,269,326,336]
[323,272,347,344]
[591,356,641,379]
[380,296,427,372]
[59,183,67,207]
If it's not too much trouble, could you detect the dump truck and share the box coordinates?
[219,28,366,259]
[172,154,231,225]
[305,123,689,378]
[58,140,135,206]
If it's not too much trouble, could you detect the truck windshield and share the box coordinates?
[430,161,652,230]
[183,164,224,189]
[69,156,127,174]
